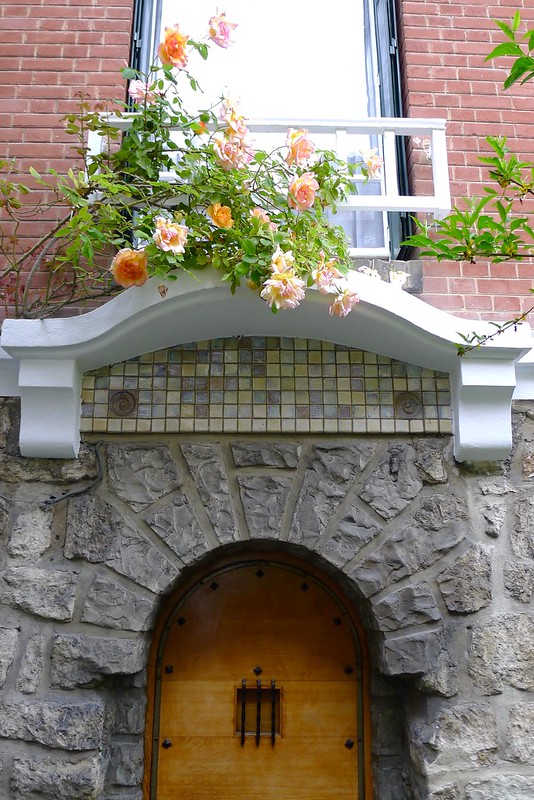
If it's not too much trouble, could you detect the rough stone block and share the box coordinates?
[17,634,46,694]
[416,702,498,776]
[290,443,376,546]
[66,495,179,593]
[0,627,19,687]
[51,634,148,689]
[428,784,460,800]
[146,495,209,564]
[231,442,301,467]
[503,558,534,603]
[349,494,467,597]
[112,697,147,735]
[107,444,181,511]
[505,702,534,764]
[437,544,492,614]
[416,647,459,698]
[7,503,53,558]
[359,443,423,520]
[181,443,237,543]
[415,439,450,484]
[479,501,506,538]
[511,497,534,558]
[0,566,77,621]
[65,494,119,562]
[0,697,105,750]
[321,506,381,568]
[465,775,533,800]
[238,475,293,538]
[468,614,534,694]
[373,583,441,632]
[0,494,9,536]
[81,575,155,632]
[107,741,144,786]
[380,629,442,676]
[0,441,97,485]
[10,752,105,800]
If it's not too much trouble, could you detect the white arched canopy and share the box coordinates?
[0,270,531,460]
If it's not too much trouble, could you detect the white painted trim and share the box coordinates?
[0,270,532,459]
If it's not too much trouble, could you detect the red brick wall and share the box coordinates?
[1,0,133,171]
[0,0,133,317]
[398,0,534,321]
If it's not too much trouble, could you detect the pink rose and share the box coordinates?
[152,217,188,253]
[128,80,158,105]
[288,172,319,211]
[329,288,360,317]
[285,128,315,166]
[208,12,237,49]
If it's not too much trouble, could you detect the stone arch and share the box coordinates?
[54,434,467,799]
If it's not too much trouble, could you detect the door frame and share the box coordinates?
[143,549,373,800]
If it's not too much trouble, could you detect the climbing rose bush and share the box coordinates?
[0,12,384,319]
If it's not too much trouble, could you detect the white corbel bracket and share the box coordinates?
[0,270,531,460]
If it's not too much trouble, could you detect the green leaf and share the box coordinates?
[241,239,256,256]
[121,67,138,80]
[485,41,523,61]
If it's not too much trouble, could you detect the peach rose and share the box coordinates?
[110,249,149,288]
[213,132,252,170]
[158,25,189,69]
[360,148,383,179]
[285,128,315,166]
[312,256,342,294]
[260,249,306,311]
[153,216,188,253]
[329,288,360,317]
[288,172,319,211]
[251,207,277,231]
[128,80,158,105]
[208,12,237,49]
[207,202,234,229]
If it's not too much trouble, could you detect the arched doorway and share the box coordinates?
[144,552,372,800]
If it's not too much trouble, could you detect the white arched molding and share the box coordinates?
[0,270,531,460]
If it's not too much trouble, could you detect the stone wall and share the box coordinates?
[0,396,533,800]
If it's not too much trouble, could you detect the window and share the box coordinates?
[130,0,406,258]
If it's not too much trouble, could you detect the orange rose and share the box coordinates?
[207,202,234,229]
[158,25,189,69]
[110,249,149,288]
[288,172,319,211]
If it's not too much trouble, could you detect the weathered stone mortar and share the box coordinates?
[0,396,533,800]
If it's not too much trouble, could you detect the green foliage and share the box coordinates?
[0,32,365,319]
[486,11,534,88]
[404,13,534,353]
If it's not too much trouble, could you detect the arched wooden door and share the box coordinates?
[146,557,370,800]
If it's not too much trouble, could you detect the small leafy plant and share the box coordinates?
[404,12,534,354]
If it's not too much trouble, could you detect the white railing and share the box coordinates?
[87,116,451,257]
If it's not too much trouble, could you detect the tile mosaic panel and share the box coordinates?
[80,337,452,435]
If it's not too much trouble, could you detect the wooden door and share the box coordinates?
[151,560,366,800]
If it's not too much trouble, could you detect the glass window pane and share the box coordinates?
[158,1,376,121]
